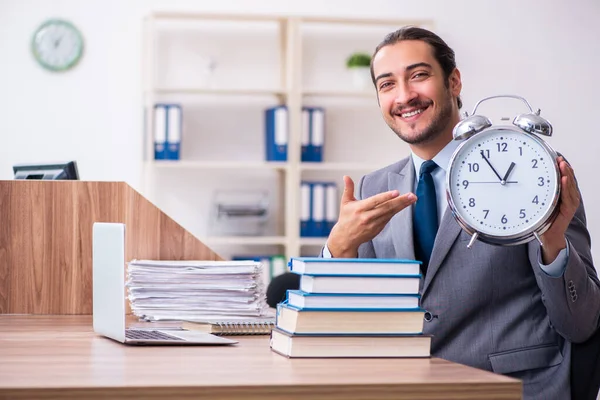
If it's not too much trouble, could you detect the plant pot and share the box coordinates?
[350,67,371,90]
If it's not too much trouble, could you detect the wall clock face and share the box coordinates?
[446,127,560,245]
[31,19,84,72]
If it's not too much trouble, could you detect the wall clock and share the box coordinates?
[31,19,84,72]
[446,95,560,248]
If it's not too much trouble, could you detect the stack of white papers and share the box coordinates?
[126,259,272,322]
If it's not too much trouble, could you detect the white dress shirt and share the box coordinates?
[323,139,568,277]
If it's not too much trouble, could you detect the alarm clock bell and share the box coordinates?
[453,94,553,141]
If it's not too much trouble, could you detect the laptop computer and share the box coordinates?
[92,222,238,346]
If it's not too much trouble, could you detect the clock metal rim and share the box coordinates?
[448,203,560,246]
[31,18,84,72]
[445,126,561,246]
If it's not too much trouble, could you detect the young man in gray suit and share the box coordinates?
[324,27,600,399]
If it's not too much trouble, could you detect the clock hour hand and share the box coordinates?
[54,35,64,48]
[480,151,503,182]
[502,162,516,183]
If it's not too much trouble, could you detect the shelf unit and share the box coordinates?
[148,160,289,171]
[141,12,432,260]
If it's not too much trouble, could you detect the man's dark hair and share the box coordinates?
[370,26,462,109]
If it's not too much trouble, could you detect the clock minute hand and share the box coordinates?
[469,181,518,184]
[480,151,503,182]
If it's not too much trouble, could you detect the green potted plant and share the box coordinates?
[346,52,372,89]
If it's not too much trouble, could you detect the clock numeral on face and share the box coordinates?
[462,180,469,189]
[497,142,508,152]
[483,209,489,219]
[520,209,526,219]
[483,149,490,158]
[532,159,538,169]
[532,195,539,204]
[501,214,508,224]
[468,163,479,172]
[519,146,523,156]
[469,198,476,207]
[538,177,545,186]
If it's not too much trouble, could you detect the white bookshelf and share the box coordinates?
[203,236,287,246]
[299,237,330,247]
[301,89,376,98]
[148,160,289,171]
[300,162,384,172]
[141,12,432,260]
[153,87,288,96]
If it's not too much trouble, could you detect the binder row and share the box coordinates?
[300,181,338,237]
[265,105,325,162]
[153,103,182,160]
[153,104,323,162]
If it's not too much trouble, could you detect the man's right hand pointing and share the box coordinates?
[326,175,417,258]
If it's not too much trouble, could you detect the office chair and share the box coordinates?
[266,273,300,308]
[571,326,600,400]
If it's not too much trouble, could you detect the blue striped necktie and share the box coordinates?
[413,160,439,274]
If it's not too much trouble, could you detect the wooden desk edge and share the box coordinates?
[0,381,522,400]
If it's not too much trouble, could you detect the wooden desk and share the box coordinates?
[0,316,522,399]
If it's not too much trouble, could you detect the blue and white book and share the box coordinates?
[275,302,425,335]
[286,290,420,310]
[299,274,421,295]
[289,257,421,276]
[270,327,432,358]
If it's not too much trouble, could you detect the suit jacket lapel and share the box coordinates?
[422,207,462,295]
[386,157,463,294]
[388,160,416,260]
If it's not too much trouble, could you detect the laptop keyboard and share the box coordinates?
[125,329,184,341]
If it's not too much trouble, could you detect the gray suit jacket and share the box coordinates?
[354,156,600,400]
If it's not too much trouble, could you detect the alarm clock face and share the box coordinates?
[31,19,83,72]
[447,127,560,244]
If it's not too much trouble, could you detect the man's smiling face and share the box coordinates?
[373,39,460,146]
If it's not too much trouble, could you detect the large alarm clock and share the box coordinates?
[446,95,561,248]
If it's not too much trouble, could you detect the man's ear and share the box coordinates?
[449,68,462,98]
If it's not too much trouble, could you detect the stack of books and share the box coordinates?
[269,257,430,358]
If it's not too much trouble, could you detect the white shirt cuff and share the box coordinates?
[322,242,333,258]
[538,238,570,277]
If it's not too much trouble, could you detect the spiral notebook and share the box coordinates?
[182,319,276,336]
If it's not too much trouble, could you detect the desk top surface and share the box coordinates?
[0,315,521,400]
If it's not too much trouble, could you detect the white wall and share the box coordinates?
[1,0,599,263]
